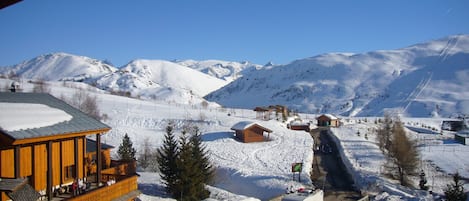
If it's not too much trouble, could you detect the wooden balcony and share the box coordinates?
[67,175,139,201]
[52,160,139,201]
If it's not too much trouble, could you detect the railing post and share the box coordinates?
[96,133,102,185]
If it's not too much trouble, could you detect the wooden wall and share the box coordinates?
[0,149,14,177]
[245,127,265,143]
[0,137,86,193]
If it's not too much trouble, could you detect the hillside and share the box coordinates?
[205,35,469,117]
[95,59,228,103]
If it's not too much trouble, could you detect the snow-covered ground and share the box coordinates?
[97,93,315,201]
[331,117,469,200]
[1,79,468,200]
[0,79,313,201]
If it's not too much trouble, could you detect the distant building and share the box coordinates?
[455,130,469,145]
[441,120,465,131]
[254,105,288,121]
[316,114,340,127]
[231,121,272,143]
[288,122,312,132]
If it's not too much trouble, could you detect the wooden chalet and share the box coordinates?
[288,123,311,132]
[231,121,272,143]
[0,92,139,201]
[316,114,340,127]
[254,105,288,121]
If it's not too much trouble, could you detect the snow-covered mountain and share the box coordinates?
[206,35,469,117]
[0,54,232,105]
[174,59,262,82]
[95,59,228,103]
[0,52,117,81]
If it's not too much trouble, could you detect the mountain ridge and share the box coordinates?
[1,34,468,117]
[205,34,469,117]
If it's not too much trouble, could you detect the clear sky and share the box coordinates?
[1,0,468,67]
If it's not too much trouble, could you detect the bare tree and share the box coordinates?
[377,115,419,186]
[32,79,51,93]
[138,137,153,170]
[388,119,419,186]
[61,90,102,120]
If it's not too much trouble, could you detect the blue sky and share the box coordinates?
[1,0,468,67]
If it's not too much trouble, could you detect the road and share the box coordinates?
[310,128,362,201]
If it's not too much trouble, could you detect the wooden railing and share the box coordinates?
[101,160,136,176]
[67,175,138,201]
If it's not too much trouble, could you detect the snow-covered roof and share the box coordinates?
[0,92,110,142]
[0,103,72,132]
[231,121,256,131]
[317,114,338,120]
[231,121,272,132]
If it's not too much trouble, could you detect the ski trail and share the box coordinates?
[403,72,433,113]
[236,131,286,175]
[439,36,459,62]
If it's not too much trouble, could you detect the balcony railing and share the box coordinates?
[52,160,139,201]
[66,175,139,201]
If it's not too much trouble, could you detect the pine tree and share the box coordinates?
[190,127,215,185]
[190,128,214,184]
[444,172,467,201]
[156,124,179,196]
[117,133,136,161]
[175,131,209,201]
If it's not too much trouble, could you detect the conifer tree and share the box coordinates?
[444,172,467,201]
[156,124,179,196]
[118,133,136,161]
[190,127,215,185]
[175,131,209,201]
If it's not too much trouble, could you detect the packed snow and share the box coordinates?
[0,102,72,131]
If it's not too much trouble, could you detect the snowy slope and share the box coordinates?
[175,59,262,82]
[2,78,467,200]
[206,35,469,118]
[95,59,228,104]
[0,52,117,81]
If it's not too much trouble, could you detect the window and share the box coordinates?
[64,165,76,180]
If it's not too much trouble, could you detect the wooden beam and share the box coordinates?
[74,137,79,180]
[96,134,102,185]
[0,0,21,10]
[11,128,111,146]
[14,145,20,178]
[47,141,53,201]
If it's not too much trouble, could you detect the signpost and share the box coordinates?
[291,162,303,182]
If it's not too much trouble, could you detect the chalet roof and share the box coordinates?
[231,121,272,132]
[0,92,110,141]
[317,114,338,120]
[0,178,25,192]
[86,138,115,153]
[0,178,41,201]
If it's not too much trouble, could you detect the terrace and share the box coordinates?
[50,160,139,201]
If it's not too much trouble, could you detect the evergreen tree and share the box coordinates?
[444,172,467,201]
[190,127,215,185]
[175,131,209,201]
[118,133,136,161]
[156,124,179,196]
